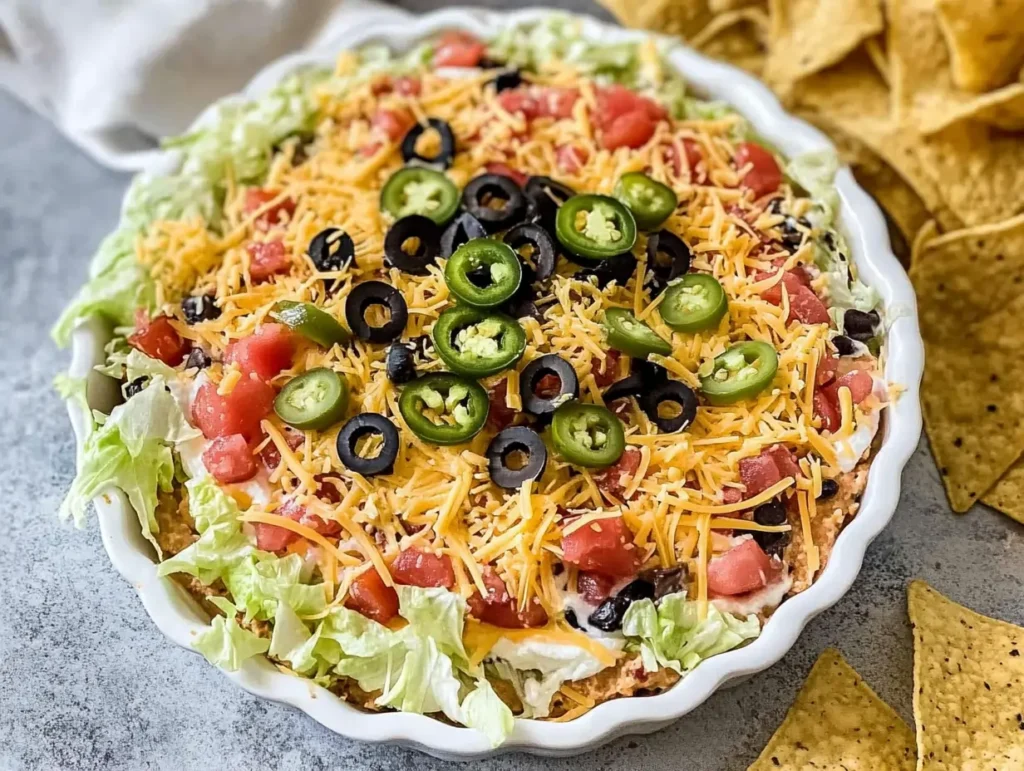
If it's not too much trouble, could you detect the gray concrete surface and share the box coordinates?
[1,2,1022,768]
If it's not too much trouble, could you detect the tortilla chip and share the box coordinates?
[862,34,890,86]
[909,581,1024,770]
[690,8,769,76]
[888,0,1024,135]
[982,460,1024,525]
[598,0,715,40]
[935,0,1024,93]
[708,0,764,13]
[910,214,1024,511]
[747,648,916,770]
[763,0,883,94]
[853,155,932,253]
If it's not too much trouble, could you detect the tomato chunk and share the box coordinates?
[707,540,775,596]
[813,390,841,433]
[225,323,295,381]
[556,144,588,173]
[577,571,617,605]
[721,487,744,505]
[496,88,539,119]
[596,85,666,127]
[433,31,485,68]
[817,354,838,387]
[252,496,340,552]
[592,447,642,501]
[591,349,621,388]
[486,380,516,430]
[834,369,874,404]
[243,188,296,231]
[128,310,188,366]
[788,286,830,325]
[601,109,656,151]
[467,567,548,628]
[537,87,579,119]
[345,569,399,625]
[260,426,304,472]
[246,240,291,283]
[191,377,276,441]
[393,76,422,96]
[562,516,638,578]
[739,445,800,498]
[757,270,807,305]
[371,107,415,141]
[734,143,782,198]
[391,548,456,589]
[485,162,528,188]
[202,434,258,484]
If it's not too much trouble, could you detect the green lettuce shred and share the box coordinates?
[193,612,270,672]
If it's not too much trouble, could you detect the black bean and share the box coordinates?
[184,347,212,371]
[844,309,879,341]
[832,335,858,356]
[564,608,581,630]
[818,479,839,499]
[587,596,631,632]
[641,567,684,599]
[752,499,789,556]
[617,579,655,603]
[492,69,523,92]
[181,294,220,324]
[124,377,146,399]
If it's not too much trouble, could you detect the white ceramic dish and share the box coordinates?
[62,5,925,760]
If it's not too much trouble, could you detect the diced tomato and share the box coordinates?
[537,87,579,119]
[722,487,744,505]
[665,138,705,181]
[314,473,344,504]
[496,88,540,119]
[252,496,340,552]
[556,144,588,173]
[788,286,830,325]
[817,354,838,387]
[127,310,188,366]
[756,269,807,305]
[371,107,415,141]
[225,323,295,381]
[485,162,528,188]
[393,76,422,96]
[370,76,392,96]
[192,377,276,441]
[260,426,304,471]
[534,373,562,399]
[734,143,782,198]
[433,31,486,68]
[246,240,291,283]
[601,109,656,151]
[592,447,643,501]
[591,349,621,388]
[562,515,638,578]
[739,445,802,499]
[487,380,516,430]
[345,569,399,624]
[813,390,841,433]
[595,85,666,128]
[359,141,383,158]
[202,434,258,484]
[467,567,548,628]
[833,369,874,404]
[243,188,296,231]
[577,571,617,605]
[765,444,802,480]
[707,540,775,596]
[391,548,455,589]
[254,520,298,552]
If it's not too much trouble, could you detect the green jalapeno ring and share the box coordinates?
[274,368,350,430]
[603,308,672,358]
[698,341,779,405]
[380,167,460,225]
[431,306,527,378]
[659,274,729,332]
[613,172,678,231]
[398,373,489,445]
[272,301,351,347]
[555,194,638,260]
[549,402,626,468]
[443,239,523,308]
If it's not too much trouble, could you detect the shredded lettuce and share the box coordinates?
[224,553,326,622]
[622,592,760,675]
[54,373,93,437]
[785,151,840,229]
[193,612,270,672]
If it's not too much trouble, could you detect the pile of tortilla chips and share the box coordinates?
[600,0,1024,521]
[747,581,1024,769]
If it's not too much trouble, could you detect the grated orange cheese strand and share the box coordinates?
[673,477,794,514]
[239,512,361,567]
[696,513,711,621]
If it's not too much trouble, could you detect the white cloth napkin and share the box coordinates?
[0,0,408,170]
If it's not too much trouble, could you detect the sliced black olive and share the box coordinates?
[486,426,548,489]
[504,223,556,281]
[409,334,435,361]
[400,118,456,169]
[641,567,684,599]
[617,579,655,603]
[603,359,670,405]
[308,228,355,272]
[386,341,417,385]
[603,373,645,404]
[832,334,858,356]
[752,498,790,556]
[184,347,212,371]
[633,357,669,385]
[588,596,630,632]
[818,478,840,499]
[462,174,527,233]
[844,308,879,342]
[181,294,220,324]
[519,354,579,417]
[384,215,441,275]
[576,252,636,288]
[524,176,575,232]
[440,212,487,259]
[124,377,146,398]
[345,281,408,343]
[476,55,507,70]
[502,296,543,322]
[564,608,581,630]
[646,231,692,292]
[779,216,811,250]
[492,69,523,92]
[640,380,698,433]
[336,413,399,476]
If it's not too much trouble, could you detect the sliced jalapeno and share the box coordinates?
[272,301,351,347]
[613,173,677,231]
[699,341,778,405]
[555,194,637,260]
[398,373,489,445]
[431,306,526,378]
[274,368,349,430]
[380,167,460,225]
[550,402,626,468]
[603,308,671,358]
[659,274,728,332]
[444,239,522,308]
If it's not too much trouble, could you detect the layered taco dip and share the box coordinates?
[55,18,890,746]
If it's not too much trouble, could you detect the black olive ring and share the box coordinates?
[646,230,692,293]
[384,215,441,275]
[504,222,557,281]
[492,69,523,92]
[519,354,580,417]
[336,414,399,477]
[385,341,418,385]
[575,252,637,289]
[524,176,575,231]
[486,427,548,489]
[462,174,527,233]
[440,212,488,259]
[401,118,456,169]
[308,228,355,272]
[345,281,408,343]
[640,379,698,433]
